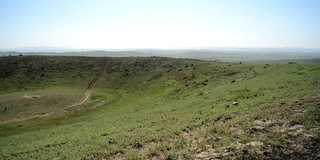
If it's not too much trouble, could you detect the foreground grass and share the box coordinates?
[0,56,319,159]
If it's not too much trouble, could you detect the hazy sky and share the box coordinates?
[0,0,320,49]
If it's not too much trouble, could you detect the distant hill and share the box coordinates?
[0,46,89,53]
[1,47,319,63]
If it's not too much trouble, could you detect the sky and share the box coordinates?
[0,0,320,49]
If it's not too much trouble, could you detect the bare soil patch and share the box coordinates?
[22,95,42,99]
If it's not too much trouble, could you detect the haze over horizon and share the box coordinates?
[1,0,320,50]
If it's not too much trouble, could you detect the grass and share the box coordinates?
[0,87,84,123]
[0,55,319,159]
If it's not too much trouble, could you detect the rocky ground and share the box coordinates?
[194,95,320,160]
[112,94,320,160]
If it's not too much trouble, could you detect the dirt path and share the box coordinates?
[65,57,112,109]
[65,89,92,109]
[0,58,112,125]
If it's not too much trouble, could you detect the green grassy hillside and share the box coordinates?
[0,56,319,159]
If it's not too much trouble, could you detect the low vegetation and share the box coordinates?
[0,55,319,159]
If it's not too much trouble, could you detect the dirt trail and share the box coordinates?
[0,58,112,125]
[65,58,112,109]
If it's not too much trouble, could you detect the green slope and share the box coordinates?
[0,56,319,159]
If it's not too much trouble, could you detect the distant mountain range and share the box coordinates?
[0,46,91,53]
[1,46,320,53]
[1,47,319,63]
